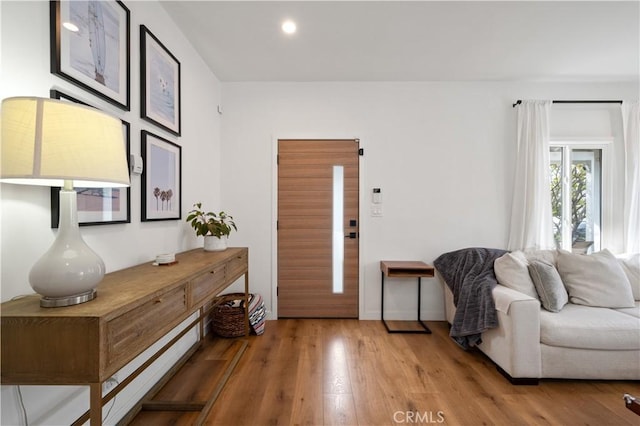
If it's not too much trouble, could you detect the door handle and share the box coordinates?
[345,232,357,239]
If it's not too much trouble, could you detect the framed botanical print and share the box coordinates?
[140,25,181,136]
[50,90,131,227]
[50,0,131,110]
[141,130,182,221]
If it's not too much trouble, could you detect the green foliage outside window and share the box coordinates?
[550,162,589,247]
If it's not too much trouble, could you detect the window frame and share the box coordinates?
[549,138,613,252]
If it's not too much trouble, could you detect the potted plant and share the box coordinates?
[186,202,237,251]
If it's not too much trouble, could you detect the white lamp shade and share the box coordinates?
[1,97,130,188]
[1,96,130,307]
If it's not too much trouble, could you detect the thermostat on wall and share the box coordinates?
[372,188,382,204]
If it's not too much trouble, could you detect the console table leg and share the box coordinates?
[89,382,102,425]
[244,269,250,336]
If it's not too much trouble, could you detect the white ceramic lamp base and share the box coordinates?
[29,189,105,307]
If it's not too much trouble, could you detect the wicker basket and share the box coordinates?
[210,293,248,338]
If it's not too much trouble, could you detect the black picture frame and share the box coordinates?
[50,0,131,110]
[141,130,182,221]
[50,90,131,227]
[140,25,182,136]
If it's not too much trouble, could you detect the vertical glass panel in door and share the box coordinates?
[332,165,344,294]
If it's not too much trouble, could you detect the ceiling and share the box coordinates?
[160,1,640,82]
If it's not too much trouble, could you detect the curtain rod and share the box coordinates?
[512,99,623,108]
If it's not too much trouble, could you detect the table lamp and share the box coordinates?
[0,97,130,307]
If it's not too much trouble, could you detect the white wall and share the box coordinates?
[1,1,222,424]
[220,81,638,322]
[1,0,638,423]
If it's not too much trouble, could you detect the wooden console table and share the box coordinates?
[380,260,435,333]
[1,247,249,426]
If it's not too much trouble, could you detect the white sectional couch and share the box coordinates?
[443,249,640,383]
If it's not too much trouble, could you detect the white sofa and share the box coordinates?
[442,249,640,384]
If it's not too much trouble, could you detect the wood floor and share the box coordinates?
[131,319,639,426]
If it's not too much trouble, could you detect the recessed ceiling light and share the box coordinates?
[282,20,297,35]
[62,22,79,32]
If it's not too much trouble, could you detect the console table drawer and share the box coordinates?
[226,251,248,282]
[191,265,226,306]
[106,285,187,371]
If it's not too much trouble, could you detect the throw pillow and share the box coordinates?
[527,260,568,312]
[557,249,635,308]
[617,253,640,301]
[494,251,539,299]
[524,249,558,267]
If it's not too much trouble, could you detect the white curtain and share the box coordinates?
[621,101,640,253]
[507,100,555,251]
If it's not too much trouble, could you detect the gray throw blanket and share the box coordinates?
[434,247,508,349]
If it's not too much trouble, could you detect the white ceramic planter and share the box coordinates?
[204,236,228,251]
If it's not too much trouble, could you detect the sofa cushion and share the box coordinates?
[614,301,640,319]
[494,251,539,299]
[528,260,568,312]
[540,303,640,350]
[557,249,635,308]
[617,253,640,300]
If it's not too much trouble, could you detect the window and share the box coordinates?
[550,144,606,253]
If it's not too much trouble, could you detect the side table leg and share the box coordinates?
[417,277,432,334]
[381,271,391,332]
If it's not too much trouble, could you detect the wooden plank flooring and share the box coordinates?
[136,320,639,426]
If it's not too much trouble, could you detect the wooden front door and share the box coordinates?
[277,139,359,318]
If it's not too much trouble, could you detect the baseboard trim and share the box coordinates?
[496,365,539,385]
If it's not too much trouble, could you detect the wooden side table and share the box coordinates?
[380,260,435,333]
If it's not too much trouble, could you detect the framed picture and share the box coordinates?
[50,90,131,227]
[141,130,182,221]
[140,25,181,136]
[50,1,130,110]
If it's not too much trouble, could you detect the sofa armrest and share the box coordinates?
[478,285,542,379]
[492,284,538,313]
